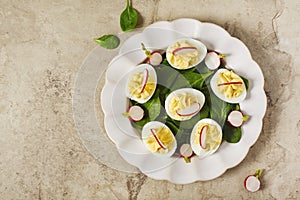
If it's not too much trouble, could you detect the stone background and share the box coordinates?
[0,0,299,199]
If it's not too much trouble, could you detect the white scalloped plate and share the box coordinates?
[101,18,267,184]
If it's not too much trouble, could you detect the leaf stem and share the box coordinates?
[255,169,263,178]
[126,0,130,12]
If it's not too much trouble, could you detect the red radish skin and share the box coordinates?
[140,68,149,93]
[172,47,197,55]
[150,129,167,150]
[127,105,144,122]
[176,103,201,117]
[217,81,243,86]
[227,110,249,127]
[244,175,261,192]
[199,125,208,149]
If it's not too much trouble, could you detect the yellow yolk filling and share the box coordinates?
[193,123,222,152]
[128,72,155,100]
[217,70,245,98]
[168,41,199,69]
[146,126,174,153]
[169,93,198,120]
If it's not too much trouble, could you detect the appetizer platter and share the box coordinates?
[101,18,267,184]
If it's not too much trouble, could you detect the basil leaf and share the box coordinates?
[120,0,138,32]
[94,35,120,49]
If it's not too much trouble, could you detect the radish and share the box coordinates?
[150,128,167,150]
[179,144,193,163]
[217,81,243,86]
[227,110,249,127]
[204,52,227,70]
[176,103,201,117]
[123,105,144,122]
[140,68,149,93]
[141,43,162,66]
[149,52,162,66]
[244,170,262,192]
[199,125,208,149]
[172,46,197,55]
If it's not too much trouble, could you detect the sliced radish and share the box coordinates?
[140,68,149,93]
[150,128,167,150]
[149,52,162,66]
[244,175,260,192]
[172,46,197,55]
[124,105,144,122]
[244,169,262,192]
[180,144,193,163]
[176,103,201,117]
[205,52,220,70]
[217,81,243,86]
[227,110,249,127]
[199,125,208,149]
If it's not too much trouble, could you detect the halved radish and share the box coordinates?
[199,125,208,149]
[228,110,249,127]
[141,43,162,66]
[140,68,149,93]
[176,103,201,117]
[244,170,262,192]
[217,81,243,86]
[205,52,221,70]
[123,105,144,122]
[172,46,197,55]
[180,144,193,163]
[150,128,167,150]
[204,51,227,70]
[149,52,162,66]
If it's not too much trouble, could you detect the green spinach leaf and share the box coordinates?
[208,91,237,127]
[181,71,214,90]
[222,122,242,143]
[241,76,250,90]
[143,91,161,121]
[120,0,138,32]
[94,35,120,49]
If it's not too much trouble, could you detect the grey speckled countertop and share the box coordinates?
[0,0,299,199]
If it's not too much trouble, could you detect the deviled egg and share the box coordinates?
[165,88,205,121]
[190,118,222,159]
[126,64,157,104]
[142,121,177,156]
[210,68,247,103]
[166,38,207,70]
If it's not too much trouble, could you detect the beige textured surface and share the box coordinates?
[1,0,299,199]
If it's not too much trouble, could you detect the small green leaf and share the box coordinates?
[94,35,120,49]
[120,0,138,32]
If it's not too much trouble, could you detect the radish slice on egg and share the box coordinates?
[172,46,197,55]
[176,103,201,117]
